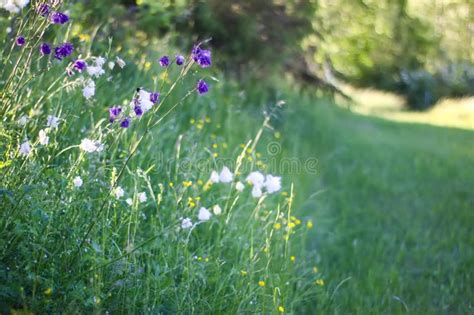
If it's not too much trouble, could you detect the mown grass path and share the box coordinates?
[284,101,474,314]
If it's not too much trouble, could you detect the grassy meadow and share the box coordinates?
[1,1,474,314]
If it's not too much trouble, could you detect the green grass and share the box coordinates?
[277,95,474,314]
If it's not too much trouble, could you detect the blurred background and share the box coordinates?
[55,0,474,113]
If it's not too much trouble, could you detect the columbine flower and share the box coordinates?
[209,170,219,183]
[246,171,265,188]
[126,198,133,206]
[73,176,83,188]
[150,92,160,104]
[37,3,50,16]
[114,186,124,199]
[212,205,222,215]
[181,218,193,229]
[50,11,69,24]
[197,79,209,95]
[138,192,147,203]
[235,181,245,192]
[116,56,126,68]
[132,89,154,115]
[95,56,106,67]
[18,115,29,126]
[159,56,169,67]
[38,129,49,145]
[19,140,31,157]
[39,43,51,55]
[134,105,143,117]
[198,207,212,221]
[120,118,130,128]
[47,115,59,128]
[79,138,102,153]
[108,61,115,70]
[73,59,87,72]
[176,55,185,66]
[219,166,233,183]
[192,46,212,68]
[264,175,281,194]
[108,106,122,123]
[54,42,74,60]
[16,36,25,46]
[251,185,263,198]
[83,80,95,100]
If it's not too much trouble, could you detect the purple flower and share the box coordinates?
[37,3,50,16]
[150,92,160,104]
[120,118,131,128]
[54,42,74,60]
[192,46,212,68]
[134,105,143,116]
[109,106,122,122]
[73,59,87,72]
[39,43,51,55]
[50,11,69,24]
[16,36,25,47]
[159,56,169,67]
[197,79,209,95]
[176,55,185,66]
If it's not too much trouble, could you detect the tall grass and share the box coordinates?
[0,2,321,313]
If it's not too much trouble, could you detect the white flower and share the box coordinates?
[94,56,106,67]
[116,56,126,68]
[114,186,124,199]
[38,129,49,145]
[137,89,154,112]
[212,204,222,215]
[6,27,12,33]
[108,61,115,70]
[19,140,31,157]
[18,115,29,126]
[47,115,60,129]
[198,207,212,221]
[251,185,263,198]
[219,166,233,183]
[73,176,83,188]
[264,175,281,194]
[209,170,219,183]
[1,0,29,13]
[87,65,105,78]
[138,192,147,203]
[126,198,133,206]
[80,138,102,153]
[235,181,245,192]
[181,217,193,229]
[246,171,265,188]
[83,80,95,99]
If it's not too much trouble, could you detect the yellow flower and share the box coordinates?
[290,256,296,263]
[274,223,282,230]
[183,180,193,188]
[288,222,296,229]
[169,182,174,187]
[213,152,219,158]
[246,148,253,154]
[240,270,248,276]
[144,61,152,71]
[205,116,211,123]
[315,279,324,286]
[281,191,288,197]
[197,179,204,186]
[79,33,90,42]
[258,280,266,287]
[197,256,202,261]
[278,306,285,313]
[190,118,195,124]
[312,266,319,273]
[263,246,269,253]
[44,287,53,296]
[256,152,262,158]
[197,123,204,130]
[295,219,302,225]
[212,143,218,149]
[205,257,209,262]
[274,131,281,139]
[306,220,314,229]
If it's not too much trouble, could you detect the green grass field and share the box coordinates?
[277,96,474,313]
